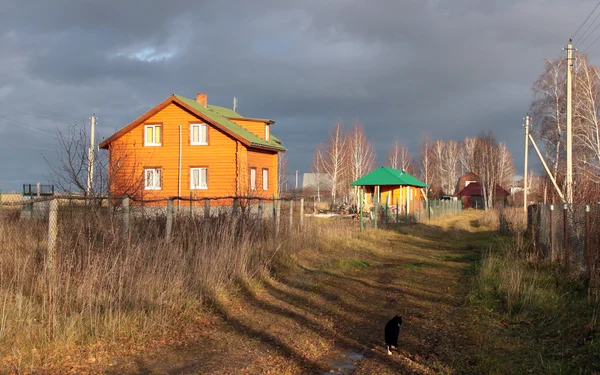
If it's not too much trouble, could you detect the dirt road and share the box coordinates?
[109,213,494,374]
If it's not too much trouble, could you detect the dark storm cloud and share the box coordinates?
[0,0,596,190]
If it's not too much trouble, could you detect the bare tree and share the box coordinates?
[311,145,325,202]
[431,139,445,195]
[530,57,566,186]
[419,136,433,198]
[321,121,347,206]
[345,120,375,201]
[44,124,142,198]
[277,152,289,197]
[472,133,514,210]
[444,139,460,194]
[387,139,412,173]
[573,53,600,183]
[459,137,477,174]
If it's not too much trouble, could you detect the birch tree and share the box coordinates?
[419,136,433,197]
[321,121,346,206]
[387,139,412,173]
[431,139,446,195]
[573,54,600,183]
[472,133,513,210]
[459,137,477,174]
[345,120,375,202]
[530,57,566,183]
[311,145,325,202]
[444,140,461,194]
[277,153,289,197]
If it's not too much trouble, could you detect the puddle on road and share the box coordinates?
[322,352,364,374]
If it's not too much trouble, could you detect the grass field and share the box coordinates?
[1,209,599,374]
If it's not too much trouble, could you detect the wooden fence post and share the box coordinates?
[47,198,58,270]
[204,199,210,219]
[122,197,130,241]
[550,205,555,262]
[564,204,570,268]
[258,199,263,231]
[396,197,400,226]
[276,199,281,235]
[300,198,304,227]
[232,198,239,217]
[289,199,294,229]
[47,198,58,339]
[385,200,389,226]
[166,198,173,242]
[586,205,591,280]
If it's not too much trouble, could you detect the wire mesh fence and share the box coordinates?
[0,193,312,242]
[529,203,600,282]
[358,198,463,230]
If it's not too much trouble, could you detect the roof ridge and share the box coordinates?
[175,95,284,152]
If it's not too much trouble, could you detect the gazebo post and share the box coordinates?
[374,185,379,229]
[396,196,399,226]
[359,189,364,232]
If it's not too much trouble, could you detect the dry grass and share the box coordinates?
[469,208,600,373]
[0,207,354,371]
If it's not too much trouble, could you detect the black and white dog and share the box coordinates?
[384,315,402,355]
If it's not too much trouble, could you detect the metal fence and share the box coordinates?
[528,204,600,279]
[359,198,463,231]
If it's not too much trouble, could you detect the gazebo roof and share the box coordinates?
[350,166,427,187]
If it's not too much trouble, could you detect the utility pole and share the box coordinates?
[233,97,238,112]
[566,39,574,205]
[295,170,299,190]
[87,114,96,195]
[524,114,530,213]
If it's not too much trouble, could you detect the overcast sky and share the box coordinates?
[0,0,597,192]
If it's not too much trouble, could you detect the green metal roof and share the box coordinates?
[350,166,427,187]
[175,95,285,152]
[206,104,273,123]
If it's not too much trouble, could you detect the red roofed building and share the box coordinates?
[454,173,509,209]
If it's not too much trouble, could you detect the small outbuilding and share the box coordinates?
[351,166,428,214]
[455,180,509,208]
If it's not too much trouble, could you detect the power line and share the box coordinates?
[0,118,56,138]
[582,31,600,51]
[578,20,600,48]
[0,115,56,136]
[573,1,600,41]
[11,109,81,123]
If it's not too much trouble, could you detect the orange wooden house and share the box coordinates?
[99,93,285,203]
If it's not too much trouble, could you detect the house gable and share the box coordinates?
[99,95,285,153]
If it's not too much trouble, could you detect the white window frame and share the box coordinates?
[144,168,162,190]
[250,168,257,190]
[262,168,268,190]
[190,167,208,190]
[144,125,162,146]
[190,123,208,145]
[265,124,270,141]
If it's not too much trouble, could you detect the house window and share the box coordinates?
[262,169,268,190]
[250,167,257,190]
[144,125,161,146]
[144,168,162,190]
[265,124,270,141]
[190,167,208,189]
[190,124,208,145]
